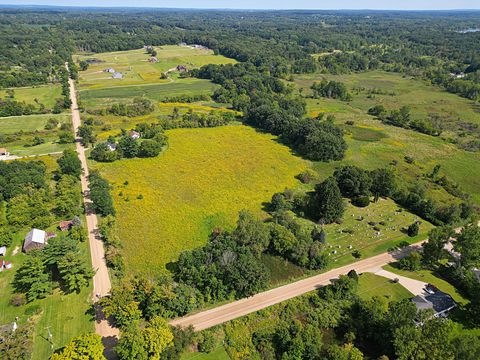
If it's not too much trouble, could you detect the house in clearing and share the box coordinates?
[411,290,456,318]
[107,142,117,152]
[129,130,141,139]
[0,148,9,156]
[112,72,123,79]
[23,229,56,252]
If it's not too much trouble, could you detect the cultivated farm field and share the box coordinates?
[92,125,308,275]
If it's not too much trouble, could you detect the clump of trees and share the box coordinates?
[368,105,442,136]
[88,171,115,216]
[106,98,154,117]
[311,79,352,101]
[14,233,93,301]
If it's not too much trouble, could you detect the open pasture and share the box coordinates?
[296,70,480,128]
[75,45,236,89]
[297,72,480,205]
[92,125,308,275]
[0,84,63,109]
[0,113,70,134]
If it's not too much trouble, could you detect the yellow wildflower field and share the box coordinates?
[94,125,308,275]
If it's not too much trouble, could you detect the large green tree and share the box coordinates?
[311,177,345,224]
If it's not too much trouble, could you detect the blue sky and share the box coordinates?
[1,0,479,10]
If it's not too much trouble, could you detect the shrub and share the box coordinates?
[407,222,419,237]
[352,195,370,207]
[10,293,27,307]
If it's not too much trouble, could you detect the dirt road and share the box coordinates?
[170,242,423,331]
[67,65,119,345]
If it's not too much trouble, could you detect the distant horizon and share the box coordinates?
[1,0,480,11]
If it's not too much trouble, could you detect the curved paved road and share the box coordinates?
[170,242,424,331]
[67,65,119,346]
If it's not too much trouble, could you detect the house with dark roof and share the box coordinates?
[411,290,456,318]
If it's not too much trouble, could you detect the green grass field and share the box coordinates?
[0,114,70,134]
[0,84,63,109]
[358,272,413,302]
[75,45,236,89]
[293,71,480,205]
[92,125,308,275]
[79,78,218,109]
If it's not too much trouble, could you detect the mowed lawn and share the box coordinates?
[357,272,413,302]
[75,45,236,89]
[94,125,308,274]
[0,84,63,109]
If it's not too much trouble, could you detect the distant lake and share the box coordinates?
[457,28,480,33]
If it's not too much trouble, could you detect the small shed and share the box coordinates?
[23,229,47,252]
[112,72,123,79]
[59,220,73,232]
[0,246,6,256]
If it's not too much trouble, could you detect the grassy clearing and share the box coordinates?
[382,264,469,304]
[357,272,413,302]
[0,84,63,109]
[295,71,480,205]
[75,45,236,89]
[0,114,70,134]
[92,125,308,275]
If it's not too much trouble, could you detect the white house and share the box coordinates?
[23,229,48,252]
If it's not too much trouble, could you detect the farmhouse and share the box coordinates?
[0,148,9,156]
[0,246,6,256]
[23,228,56,252]
[411,290,456,318]
[112,72,123,79]
[129,130,141,139]
[104,68,115,73]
